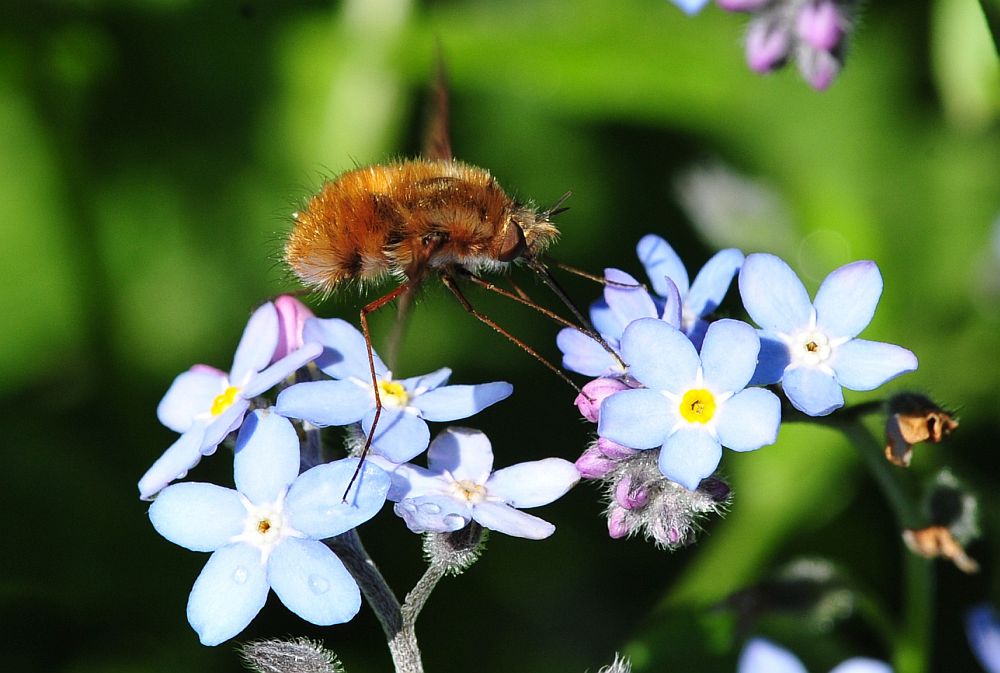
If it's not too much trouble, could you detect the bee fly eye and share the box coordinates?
[496,222,527,262]
[422,232,448,247]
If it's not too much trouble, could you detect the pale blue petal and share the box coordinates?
[201,399,250,450]
[395,496,471,533]
[275,380,372,426]
[157,369,227,433]
[427,426,494,483]
[671,0,710,15]
[749,331,791,385]
[486,458,579,507]
[966,604,1000,673]
[659,277,683,329]
[234,411,300,504]
[686,248,744,318]
[737,638,808,673]
[399,367,451,396]
[138,426,207,500]
[814,260,882,339]
[637,234,690,297]
[472,501,555,539]
[230,303,279,384]
[699,319,760,393]
[244,341,323,397]
[716,387,781,452]
[590,299,624,338]
[149,483,245,551]
[363,407,431,463]
[367,456,444,501]
[739,253,813,332]
[832,340,918,391]
[556,328,618,377]
[285,458,390,538]
[598,388,674,450]
[267,538,361,625]
[828,659,893,673]
[621,318,699,393]
[783,366,844,416]
[412,382,513,421]
[304,317,387,381]
[658,426,723,490]
[187,543,268,646]
[604,268,658,325]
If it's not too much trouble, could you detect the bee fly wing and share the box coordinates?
[422,42,453,161]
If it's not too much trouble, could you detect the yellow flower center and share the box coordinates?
[679,388,716,424]
[452,479,487,504]
[377,379,410,408]
[210,386,241,416]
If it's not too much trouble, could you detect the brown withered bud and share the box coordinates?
[902,525,979,574]
[884,393,958,467]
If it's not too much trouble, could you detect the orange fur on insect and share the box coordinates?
[284,158,559,293]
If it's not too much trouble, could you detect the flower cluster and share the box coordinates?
[558,235,916,542]
[738,638,890,673]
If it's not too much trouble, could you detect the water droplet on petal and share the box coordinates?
[443,514,466,529]
[400,502,417,514]
[308,574,329,595]
[419,503,441,515]
[233,566,248,584]
[323,507,337,517]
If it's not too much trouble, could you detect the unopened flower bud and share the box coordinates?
[717,0,770,11]
[796,0,844,51]
[903,525,979,574]
[596,436,639,460]
[608,508,631,539]
[615,476,650,510]
[746,17,791,73]
[240,638,344,673]
[698,476,732,503]
[885,393,958,467]
[796,44,841,91]
[272,295,315,363]
[575,377,631,422]
[576,445,618,480]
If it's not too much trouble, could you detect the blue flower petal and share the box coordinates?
[244,341,323,397]
[267,538,361,625]
[621,318,699,393]
[367,456,442,501]
[604,268,658,325]
[230,303,280,385]
[556,328,618,377]
[737,638,808,673]
[659,277,683,329]
[395,495,471,533]
[783,366,844,416]
[699,319,760,393]
[598,388,675,450]
[814,260,882,339]
[966,603,1000,673]
[472,501,556,539]
[149,483,245,551]
[590,298,624,338]
[670,0,710,15]
[201,399,251,450]
[637,234,690,297]
[686,248,744,318]
[304,317,388,381]
[412,381,513,421]
[828,659,894,673]
[749,330,791,385]
[157,369,227,433]
[363,407,431,463]
[285,458,390,538]
[187,543,268,646]
[427,426,494,483]
[398,367,451,396]
[138,426,207,500]
[716,387,781,452]
[739,253,813,333]
[833,339,918,391]
[658,426,723,490]
[275,379,373,426]
[234,411,301,505]
[486,458,579,508]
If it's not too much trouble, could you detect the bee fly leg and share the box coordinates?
[439,271,583,396]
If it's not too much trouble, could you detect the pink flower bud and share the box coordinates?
[746,18,791,73]
[574,377,630,422]
[717,0,769,11]
[608,508,631,539]
[575,446,617,480]
[595,437,639,461]
[797,46,841,91]
[615,477,649,510]
[796,0,843,52]
[271,295,315,363]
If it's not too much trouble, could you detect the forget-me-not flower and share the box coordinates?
[598,318,781,490]
[149,410,389,646]
[139,302,322,500]
[966,603,1000,673]
[275,318,513,463]
[637,234,745,349]
[738,253,918,416]
[670,0,710,15]
[370,427,580,539]
[738,638,891,673]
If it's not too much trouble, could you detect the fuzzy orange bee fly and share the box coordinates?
[284,57,623,489]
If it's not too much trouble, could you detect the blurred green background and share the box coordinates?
[3,0,999,671]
